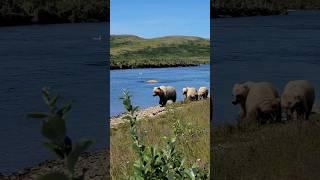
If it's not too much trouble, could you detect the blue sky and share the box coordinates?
[111,0,209,38]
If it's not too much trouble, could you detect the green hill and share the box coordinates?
[110,35,210,69]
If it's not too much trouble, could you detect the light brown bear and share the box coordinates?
[198,87,209,100]
[153,86,177,107]
[232,81,279,122]
[281,80,315,121]
[257,98,281,124]
[182,87,198,101]
[232,81,255,118]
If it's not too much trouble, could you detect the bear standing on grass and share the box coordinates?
[198,87,209,100]
[281,80,315,121]
[232,81,280,121]
[153,86,177,107]
[182,87,198,101]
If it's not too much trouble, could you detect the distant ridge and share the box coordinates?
[110,35,210,69]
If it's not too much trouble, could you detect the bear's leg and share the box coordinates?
[172,96,176,102]
[159,97,164,106]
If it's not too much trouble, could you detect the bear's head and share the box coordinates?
[153,87,163,96]
[232,83,250,105]
[182,87,188,95]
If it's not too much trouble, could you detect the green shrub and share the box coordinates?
[120,90,209,179]
[28,88,94,180]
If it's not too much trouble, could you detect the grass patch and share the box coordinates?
[110,35,210,69]
[213,113,320,179]
[110,99,210,179]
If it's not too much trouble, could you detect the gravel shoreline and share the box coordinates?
[1,150,109,180]
[110,105,168,128]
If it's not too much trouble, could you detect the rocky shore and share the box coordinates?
[111,105,171,128]
[1,150,109,180]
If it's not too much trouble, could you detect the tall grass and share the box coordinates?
[212,114,320,179]
[111,97,210,179]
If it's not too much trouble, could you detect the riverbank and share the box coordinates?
[212,7,288,18]
[211,0,320,18]
[110,60,208,70]
[0,0,108,27]
[110,99,210,179]
[1,150,109,179]
[110,35,210,69]
[111,104,168,128]
[212,112,320,179]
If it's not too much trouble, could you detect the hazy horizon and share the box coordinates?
[110,33,210,40]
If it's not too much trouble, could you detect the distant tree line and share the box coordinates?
[0,0,109,26]
[211,0,320,18]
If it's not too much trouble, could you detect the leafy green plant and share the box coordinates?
[120,90,209,179]
[28,88,94,180]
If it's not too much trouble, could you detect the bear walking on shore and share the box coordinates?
[153,86,177,107]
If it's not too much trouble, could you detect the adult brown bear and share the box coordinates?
[281,80,315,121]
[153,86,176,107]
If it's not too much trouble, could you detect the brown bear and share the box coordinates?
[153,86,177,107]
[281,80,315,121]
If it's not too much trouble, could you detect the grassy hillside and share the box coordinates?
[0,0,108,26]
[213,114,320,179]
[110,100,210,179]
[212,0,320,18]
[110,35,210,69]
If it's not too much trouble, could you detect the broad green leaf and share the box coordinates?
[41,115,66,144]
[184,169,196,180]
[57,102,72,118]
[49,95,59,106]
[41,88,50,105]
[67,139,94,173]
[37,172,69,180]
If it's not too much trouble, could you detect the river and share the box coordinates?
[110,65,210,116]
[0,23,108,174]
[212,11,320,124]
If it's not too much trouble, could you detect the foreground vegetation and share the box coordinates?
[0,0,108,26]
[111,96,210,179]
[213,114,320,179]
[3,88,109,179]
[28,88,94,179]
[110,35,210,69]
[211,0,320,18]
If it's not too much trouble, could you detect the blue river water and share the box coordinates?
[0,23,108,174]
[110,65,210,116]
[212,11,320,124]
